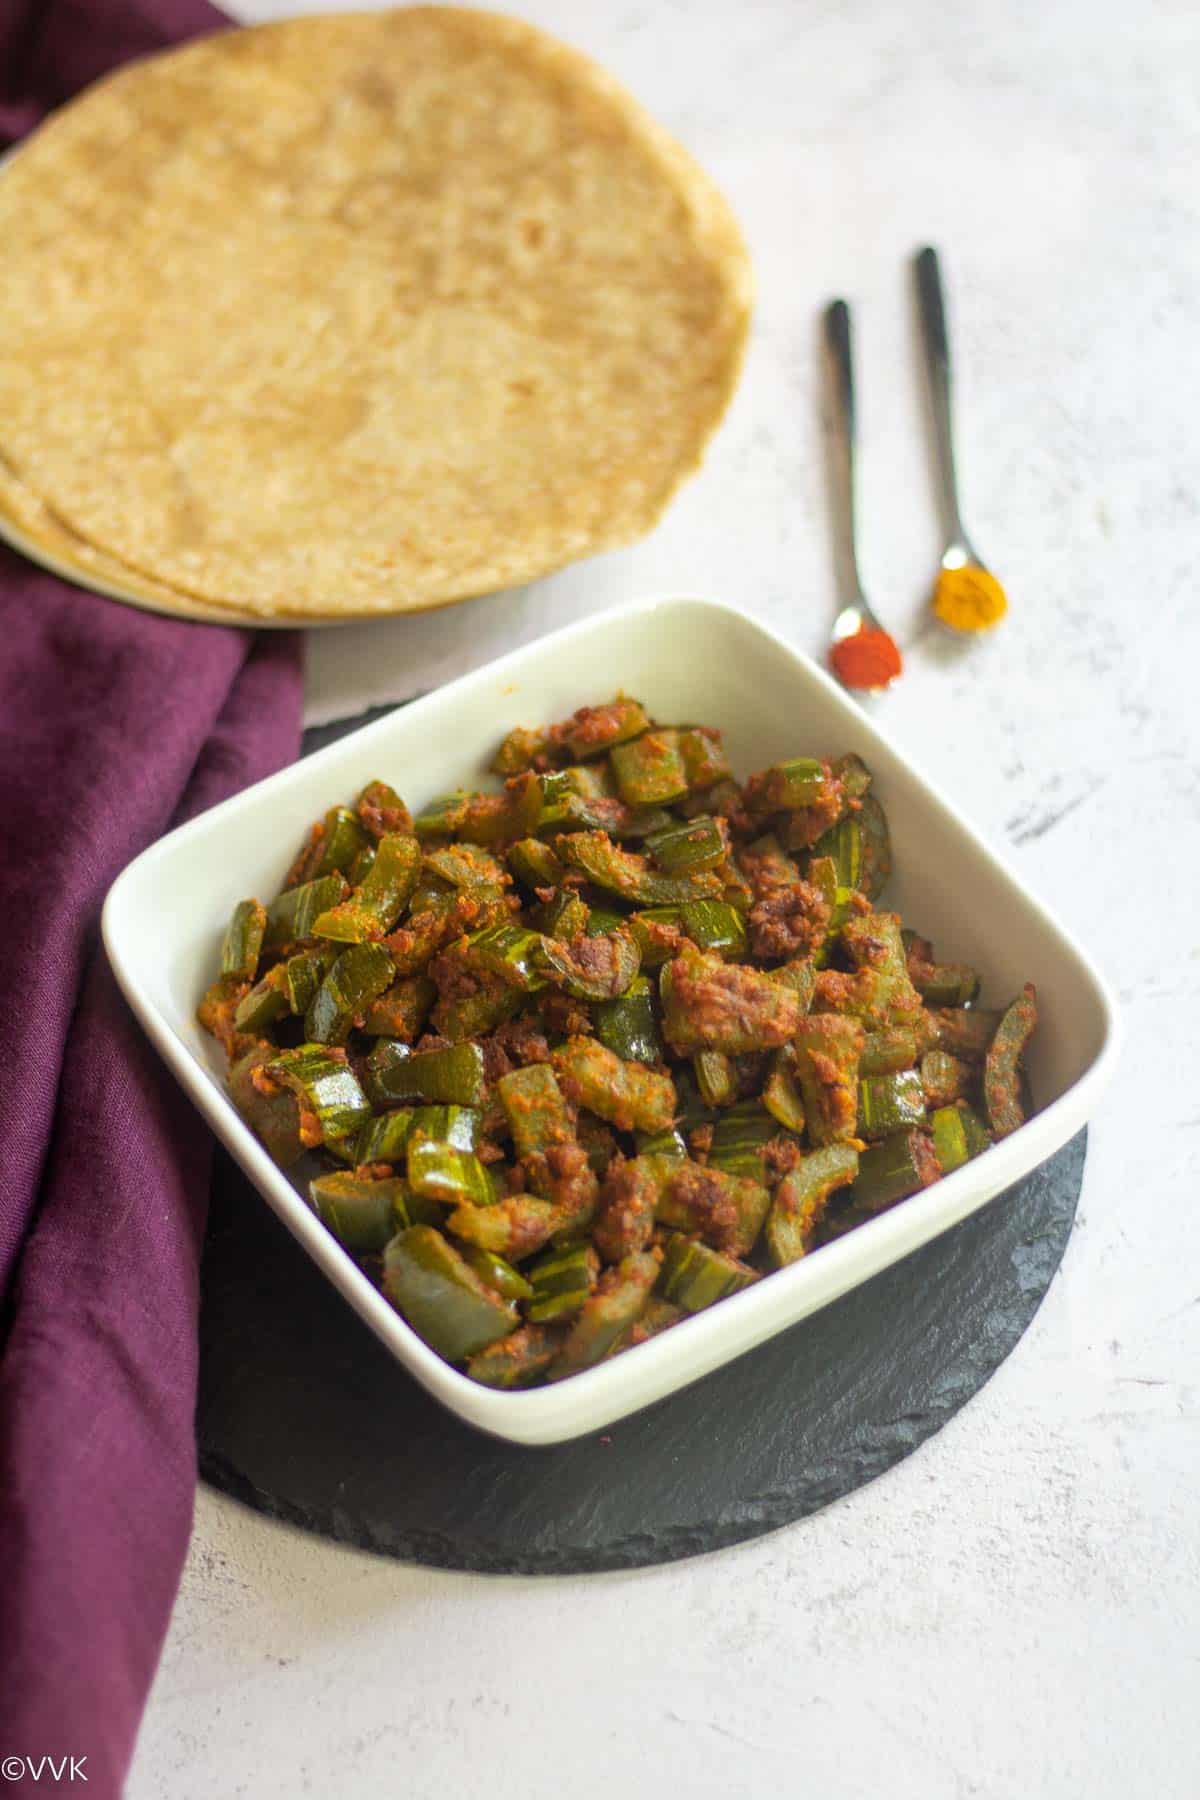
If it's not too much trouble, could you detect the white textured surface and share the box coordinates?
[129,0,1200,1794]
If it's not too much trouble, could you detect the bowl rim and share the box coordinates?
[102,594,1121,1443]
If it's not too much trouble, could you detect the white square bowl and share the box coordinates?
[103,597,1119,1446]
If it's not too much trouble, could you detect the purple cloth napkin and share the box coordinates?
[0,3,304,1791]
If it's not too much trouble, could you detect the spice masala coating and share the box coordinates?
[200,699,1038,1386]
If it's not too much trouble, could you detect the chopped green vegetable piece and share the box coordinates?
[627,906,682,967]
[593,975,663,1064]
[654,1158,765,1255]
[497,1064,575,1162]
[708,1103,781,1181]
[610,805,677,840]
[312,833,421,942]
[407,1105,482,1152]
[765,1144,860,1265]
[792,1014,865,1145]
[227,1045,306,1167]
[383,1227,517,1361]
[363,974,437,1041]
[927,1008,1002,1060]
[762,1047,806,1133]
[304,942,395,1045]
[657,1234,757,1313]
[564,697,650,760]
[311,807,368,878]
[660,948,801,1053]
[914,965,980,1007]
[459,1245,534,1301]
[645,816,727,873]
[592,1156,661,1262]
[849,1130,941,1212]
[467,1323,564,1388]
[679,899,748,960]
[491,725,552,776]
[583,900,631,936]
[284,946,338,1016]
[507,837,564,891]
[354,1109,415,1164]
[610,730,687,806]
[769,959,817,1011]
[577,1116,617,1178]
[220,899,267,982]
[856,793,892,900]
[461,922,548,992]
[676,1065,712,1137]
[694,1049,736,1107]
[727,1178,772,1257]
[810,814,863,891]
[534,927,641,1000]
[445,1193,559,1259]
[548,1251,659,1378]
[348,842,377,884]
[435,982,523,1044]
[740,831,801,890]
[635,1126,688,1164]
[310,1172,407,1253]
[553,1036,676,1133]
[265,1045,372,1144]
[561,831,722,907]
[919,1050,974,1108]
[903,932,982,1006]
[858,1069,926,1139]
[356,780,412,841]
[681,777,741,820]
[234,964,291,1033]
[840,910,922,1019]
[806,853,854,968]
[929,1105,984,1175]
[538,764,614,822]
[832,752,872,799]
[532,890,590,941]
[678,725,734,791]
[422,843,507,891]
[365,1040,486,1110]
[526,1242,597,1322]
[984,984,1038,1138]
[413,790,485,839]
[860,1027,920,1075]
[264,874,349,951]
[407,1139,495,1208]
[628,1294,684,1342]
[749,757,826,813]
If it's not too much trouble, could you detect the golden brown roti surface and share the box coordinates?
[0,8,751,618]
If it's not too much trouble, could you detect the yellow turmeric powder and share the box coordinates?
[932,563,1008,632]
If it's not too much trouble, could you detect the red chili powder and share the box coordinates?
[829,626,902,691]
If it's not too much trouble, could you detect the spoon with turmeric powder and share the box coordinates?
[914,247,1008,633]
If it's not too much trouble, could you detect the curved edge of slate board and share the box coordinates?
[197,1132,1085,1576]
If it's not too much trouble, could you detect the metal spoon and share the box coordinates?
[823,298,900,663]
[914,246,1007,629]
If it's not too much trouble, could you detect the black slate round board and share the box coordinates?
[195,706,1086,1573]
[198,1138,1083,1573]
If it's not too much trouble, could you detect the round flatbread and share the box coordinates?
[0,8,751,620]
[0,453,261,623]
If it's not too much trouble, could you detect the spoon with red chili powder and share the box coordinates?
[823,299,903,692]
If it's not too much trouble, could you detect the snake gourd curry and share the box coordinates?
[199,698,1038,1388]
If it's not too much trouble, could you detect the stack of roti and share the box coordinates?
[0,7,751,623]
